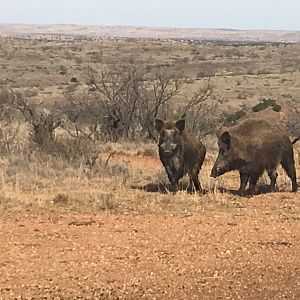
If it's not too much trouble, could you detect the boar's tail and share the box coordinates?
[292,137,300,145]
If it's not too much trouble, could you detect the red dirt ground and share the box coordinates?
[1,196,300,299]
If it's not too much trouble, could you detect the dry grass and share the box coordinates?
[0,140,299,219]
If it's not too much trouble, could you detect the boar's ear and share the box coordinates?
[154,119,164,132]
[175,119,185,132]
[219,131,231,148]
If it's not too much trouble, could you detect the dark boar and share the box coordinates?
[155,118,206,193]
[210,119,298,194]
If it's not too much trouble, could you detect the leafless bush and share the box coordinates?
[59,93,103,141]
[86,62,184,141]
[178,79,219,136]
[16,95,63,150]
[0,90,23,154]
[137,73,183,140]
[86,62,141,140]
[0,91,98,170]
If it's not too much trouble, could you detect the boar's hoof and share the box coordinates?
[237,187,256,197]
[169,184,178,194]
[292,183,298,192]
[237,188,244,196]
[187,187,202,195]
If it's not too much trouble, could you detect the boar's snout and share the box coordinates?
[210,165,223,178]
[160,142,178,156]
[162,149,173,156]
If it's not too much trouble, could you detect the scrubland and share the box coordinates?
[0,36,299,299]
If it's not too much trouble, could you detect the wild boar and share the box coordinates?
[210,119,298,195]
[155,118,206,193]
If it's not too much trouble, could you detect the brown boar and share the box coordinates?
[155,118,206,193]
[210,119,298,195]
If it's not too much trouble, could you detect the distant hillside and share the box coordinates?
[0,23,300,43]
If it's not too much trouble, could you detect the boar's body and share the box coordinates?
[211,119,298,194]
[155,118,206,193]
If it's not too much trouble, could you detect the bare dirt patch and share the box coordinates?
[0,194,299,299]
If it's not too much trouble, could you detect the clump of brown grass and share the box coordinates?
[52,193,69,205]
[139,147,157,158]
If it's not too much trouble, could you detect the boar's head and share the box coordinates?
[211,130,240,178]
[154,118,185,157]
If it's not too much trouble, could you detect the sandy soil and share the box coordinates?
[0,195,299,299]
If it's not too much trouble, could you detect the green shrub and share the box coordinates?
[224,110,246,125]
[252,98,281,112]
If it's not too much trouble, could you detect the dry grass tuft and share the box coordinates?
[52,193,69,205]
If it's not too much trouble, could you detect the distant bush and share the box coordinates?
[224,110,246,125]
[252,98,281,113]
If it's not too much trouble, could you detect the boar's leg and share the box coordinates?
[161,160,179,192]
[192,175,202,193]
[237,172,249,195]
[267,168,278,192]
[248,171,261,195]
[166,170,179,193]
[187,174,202,194]
[186,163,202,193]
[172,164,185,193]
[281,156,298,192]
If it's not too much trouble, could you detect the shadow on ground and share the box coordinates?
[218,184,276,197]
[132,182,277,197]
[131,182,189,194]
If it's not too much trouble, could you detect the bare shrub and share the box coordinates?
[0,91,99,178]
[9,92,100,170]
[86,62,141,140]
[59,93,103,141]
[178,79,218,136]
[137,73,183,140]
[86,62,184,141]
[16,95,63,150]
[0,90,24,154]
